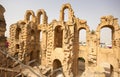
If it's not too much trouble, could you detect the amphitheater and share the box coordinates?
[0,3,120,77]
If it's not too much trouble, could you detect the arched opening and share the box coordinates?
[100,27,113,48]
[37,9,47,24]
[24,10,35,22]
[54,26,63,48]
[78,57,85,76]
[60,4,73,21]
[52,59,64,77]
[38,14,44,24]
[53,59,62,70]
[15,28,21,40]
[79,29,86,46]
[101,63,113,77]
[64,9,69,22]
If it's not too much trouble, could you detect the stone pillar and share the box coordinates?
[41,26,47,66]
[60,10,64,21]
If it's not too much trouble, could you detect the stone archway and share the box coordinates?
[96,15,119,47]
[36,9,48,24]
[77,23,90,46]
[24,10,35,22]
[59,3,74,22]
[97,25,114,48]
[52,59,64,77]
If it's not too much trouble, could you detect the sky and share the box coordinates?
[0,0,120,44]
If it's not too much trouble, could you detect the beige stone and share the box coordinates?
[8,3,120,77]
[0,4,6,47]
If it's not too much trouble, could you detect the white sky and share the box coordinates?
[0,0,120,44]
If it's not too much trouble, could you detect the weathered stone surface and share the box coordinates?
[6,3,120,77]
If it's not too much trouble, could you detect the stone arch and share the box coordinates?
[97,25,114,47]
[96,15,119,46]
[53,59,62,70]
[24,10,35,22]
[100,27,113,48]
[54,25,63,48]
[36,9,48,24]
[52,59,64,77]
[97,25,114,32]
[78,25,90,32]
[77,57,85,76]
[60,3,74,21]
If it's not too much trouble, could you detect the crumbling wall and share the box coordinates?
[7,3,120,77]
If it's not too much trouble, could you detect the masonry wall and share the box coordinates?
[8,3,120,77]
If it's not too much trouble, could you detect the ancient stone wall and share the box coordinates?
[8,3,120,77]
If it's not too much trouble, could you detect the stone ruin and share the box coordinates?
[0,4,6,47]
[0,3,120,77]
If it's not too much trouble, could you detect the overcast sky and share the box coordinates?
[0,0,120,44]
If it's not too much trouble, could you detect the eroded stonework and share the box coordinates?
[8,3,120,77]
